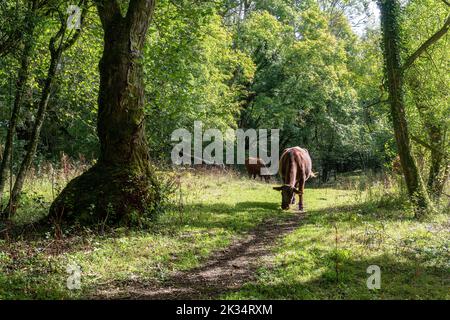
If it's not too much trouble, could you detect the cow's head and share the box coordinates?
[273,185,300,210]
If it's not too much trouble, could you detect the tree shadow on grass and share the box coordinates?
[161,201,283,233]
[92,209,307,299]
[2,195,443,300]
[223,253,449,300]
[235,201,280,211]
[303,201,415,225]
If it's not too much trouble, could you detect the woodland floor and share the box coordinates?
[93,209,306,299]
[0,171,449,300]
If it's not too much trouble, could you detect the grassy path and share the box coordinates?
[1,173,297,299]
[1,172,448,299]
[94,211,306,299]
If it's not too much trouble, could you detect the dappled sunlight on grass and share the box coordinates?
[1,171,448,299]
[1,172,288,299]
[222,193,449,300]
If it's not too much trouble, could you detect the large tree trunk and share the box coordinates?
[378,0,432,215]
[49,0,160,226]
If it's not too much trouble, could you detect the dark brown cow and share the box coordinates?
[273,147,315,211]
[245,157,270,182]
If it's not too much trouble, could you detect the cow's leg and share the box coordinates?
[298,179,305,211]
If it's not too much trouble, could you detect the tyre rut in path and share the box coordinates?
[95,211,306,300]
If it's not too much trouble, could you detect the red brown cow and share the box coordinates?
[245,157,270,182]
[273,147,315,211]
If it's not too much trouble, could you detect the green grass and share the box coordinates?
[0,172,291,299]
[0,171,448,299]
[222,190,449,300]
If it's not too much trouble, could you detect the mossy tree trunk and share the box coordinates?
[49,0,160,226]
[427,134,448,198]
[407,71,449,200]
[413,96,448,199]
[378,0,432,215]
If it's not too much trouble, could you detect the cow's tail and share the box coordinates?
[310,171,318,178]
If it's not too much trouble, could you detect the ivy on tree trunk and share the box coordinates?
[378,0,433,216]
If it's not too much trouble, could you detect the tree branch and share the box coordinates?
[126,0,156,23]
[364,97,389,108]
[95,0,122,28]
[62,0,88,51]
[401,14,450,73]
[411,135,448,157]
[126,0,156,45]
[48,10,66,56]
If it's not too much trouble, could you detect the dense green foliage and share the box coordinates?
[0,0,448,216]
[0,1,368,166]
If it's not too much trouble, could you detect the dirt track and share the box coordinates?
[94,212,306,299]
